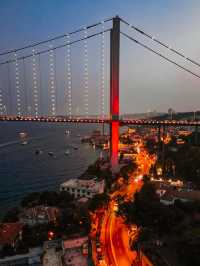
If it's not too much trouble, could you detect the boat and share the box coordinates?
[35,149,43,155]
[65,150,70,156]
[48,152,54,156]
[19,132,28,145]
[19,132,27,138]
[21,141,28,145]
[65,130,70,135]
[73,146,78,150]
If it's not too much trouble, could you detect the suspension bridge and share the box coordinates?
[0,15,200,169]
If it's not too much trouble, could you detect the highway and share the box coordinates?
[91,140,155,266]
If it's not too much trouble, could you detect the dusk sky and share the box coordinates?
[0,0,200,115]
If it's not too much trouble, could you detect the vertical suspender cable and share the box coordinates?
[83,27,89,117]
[100,21,105,119]
[23,58,28,115]
[49,44,56,116]
[7,63,12,115]
[66,34,72,118]
[14,52,21,116]
[0,87,3,115]
[38,54,42,115]
[32,49,39,117]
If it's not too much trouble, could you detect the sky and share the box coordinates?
[0,0,200,115]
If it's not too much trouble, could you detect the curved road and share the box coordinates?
[92,142,155,266]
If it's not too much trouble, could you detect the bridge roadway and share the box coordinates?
[0,115,200,127]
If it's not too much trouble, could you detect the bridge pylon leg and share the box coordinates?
[110,16,120,172]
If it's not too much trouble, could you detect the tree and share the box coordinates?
[3,207,20,222]
[88,193,109,212]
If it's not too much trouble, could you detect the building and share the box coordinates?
[0,247,42,266]
[0,223,24,251]
[43,248,62,266]
[160,190,200,205]
[19,206,60,226]
[60,177,105,199]
[62,236,88,266]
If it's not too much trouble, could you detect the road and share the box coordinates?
[91,141,155,266]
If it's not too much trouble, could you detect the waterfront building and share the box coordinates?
[19,206,60,226]
[60,177,105,199]
[62,236,88,266]
[0,223,24,251]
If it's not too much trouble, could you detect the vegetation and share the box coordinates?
[119,160,137,180]
[21,190,74,208]
[118,182,200,266]
[88,193,109,212]
[165,142,200,187]
[2,207,20,223]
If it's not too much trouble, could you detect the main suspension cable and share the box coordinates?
[0,17,112,57]
[121,32,200,80]
[120,17,200,68]
[0,29,111,66]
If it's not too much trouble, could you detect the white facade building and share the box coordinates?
[60,178,105,199]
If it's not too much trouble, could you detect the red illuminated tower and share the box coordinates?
[110,16,120,171]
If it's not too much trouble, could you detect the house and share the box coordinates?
[0,223,24,251]
[62,236,88,266]
[160,190,200,205]
[60,177,105,199]
[19,206,60,226]
[0,247,43,265]
[43,247,62,266]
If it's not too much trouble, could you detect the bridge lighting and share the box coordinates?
[83,27,89,117]
[14,52,21,116]
[66,34,72,119]
[0,88,3,115]
[100,20,105,119]
[32,49,39,117]
[48,44,56,116]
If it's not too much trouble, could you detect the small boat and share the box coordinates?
[65,130,70,135]
[21,141,28,145]
[48,152,54,156]
[77,134,81,137]
[73,146,78,150]
[19,132,27,138]
[65,150,70,156]
[35,149,42,155]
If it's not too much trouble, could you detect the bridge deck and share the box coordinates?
[0,116,199,126]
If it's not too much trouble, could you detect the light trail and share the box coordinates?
[91,138,156,266]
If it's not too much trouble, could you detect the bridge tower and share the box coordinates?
[110,16,120,171]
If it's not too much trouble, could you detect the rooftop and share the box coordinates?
[0,223,24,246]
[21,206,60,222]
[60,178,104,193]
[62,236,88,250]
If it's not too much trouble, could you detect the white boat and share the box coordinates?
[65,130,70,135]
[21,141,28,145]
[65,150,70,155]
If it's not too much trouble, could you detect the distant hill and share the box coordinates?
[152,111,200,121]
